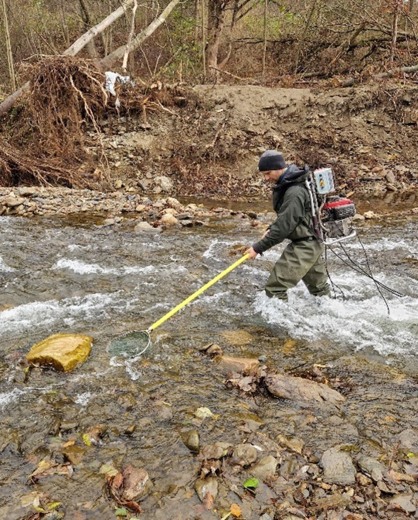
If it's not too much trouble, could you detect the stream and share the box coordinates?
[0,203,417,519]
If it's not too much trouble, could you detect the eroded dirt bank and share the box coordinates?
[91,83,418,200]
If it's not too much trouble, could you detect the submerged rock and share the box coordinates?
[265,373,345,406]
[231,443,258,467]
[183,430,200,453]
[250,455,279,481]
[217,355,259,375]
[320,446,356,485]
[26,333,93,372]
[121,466,153,501]
[195,476,218,502]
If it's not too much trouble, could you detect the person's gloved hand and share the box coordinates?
[245,247,258,259]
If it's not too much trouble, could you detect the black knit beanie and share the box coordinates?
[258,150,286,172]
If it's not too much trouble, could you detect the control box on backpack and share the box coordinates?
[306,168,356,245]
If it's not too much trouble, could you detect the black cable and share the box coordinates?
[326,236,406,316]
[339,240,391,315]
[324,245,347,300]
[335,242,405,298]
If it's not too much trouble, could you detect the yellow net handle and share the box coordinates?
[148,253,249,332]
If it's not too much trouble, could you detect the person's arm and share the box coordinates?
[252,187,305,254]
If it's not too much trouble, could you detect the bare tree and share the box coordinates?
[78,0,99,58]
[122,0,138,71]
[101,0,182,68]
[206,0,257,80]
[1,0,16,90]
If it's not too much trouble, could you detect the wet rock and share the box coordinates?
[183,430,200,453]
[206,344,223,356]
[231,443,258,467]
[221,329,253,346]
[357,455,385,482]
[194,407,216,419]
[134,221,157,232]
[250,455,278,480]
[200,442,231,463]
[195,476,218,502]
[159,213,178,227]
[179,218,194,227]
[154,401,173,421]
[62,445,86,465]
[277,434,304,455]
[320,446,356,485]
[396,428,418,452]
[265,373,345,405]
[26,333,93,372]
[121,465,153,501]
[217,355,259,375]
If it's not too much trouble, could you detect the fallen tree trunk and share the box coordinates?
[340,64,418,87]
[64,0,134,57]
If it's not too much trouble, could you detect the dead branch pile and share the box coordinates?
[14,56,107,162]
[108,80,192,123]
[0,138,77,187]
[0,56,196,189]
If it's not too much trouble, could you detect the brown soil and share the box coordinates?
[99,81,418,200]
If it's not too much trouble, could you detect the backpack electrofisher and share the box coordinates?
[306,168,356,245]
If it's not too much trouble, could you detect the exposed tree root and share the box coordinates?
[0,138,96,188]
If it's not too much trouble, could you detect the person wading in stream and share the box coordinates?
[245,150,330,301]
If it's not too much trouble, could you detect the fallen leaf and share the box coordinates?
[231,503,242,517]
[82,433,92,447]
[202,491,214,510]
[99,463,119,477]
[194,407,215,419]
[243,477,259,490]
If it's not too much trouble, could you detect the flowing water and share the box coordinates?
[0,204,417,518]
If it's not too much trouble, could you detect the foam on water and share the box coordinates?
[53,258,189,276]
[0,388,27,409]
[347,236,417,255]
[53,258,157,275]
[0,256,15,272]
[74,392,93,406]
[0,292,116,335]
[254,269,418,357]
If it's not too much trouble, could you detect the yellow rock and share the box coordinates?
[26,333,93,372]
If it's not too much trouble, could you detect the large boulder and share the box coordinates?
[26,333,93,372]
